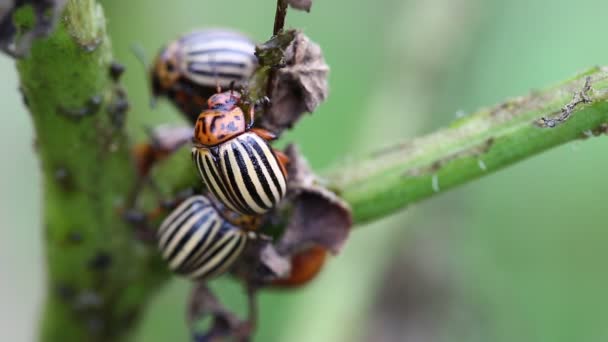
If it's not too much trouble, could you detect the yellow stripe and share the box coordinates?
[180,215,222,272]
[251,133,287,197]
[189,230,240,279]
[233,140,274,208]
[162,207,213,260]
[194,148,240,213]
[222,141,265,213]
[158,203,201,248]
[158,196,208,236]
[204,235,246,279]
[247,136,281,205]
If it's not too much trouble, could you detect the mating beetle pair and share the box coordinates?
[151,29,293,282]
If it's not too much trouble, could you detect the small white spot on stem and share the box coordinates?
[478,159,487,171]
[432,174,440,193]
[455,110,466,118]
[583,129,593,137]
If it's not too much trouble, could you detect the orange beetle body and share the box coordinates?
[194,92,248,147]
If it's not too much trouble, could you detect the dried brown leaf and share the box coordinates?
[258,31,329,134]
[288,0,312,12]
[277,144,351,255]
[230,239,291,287]
[188,283,252,342]
[229,145,351,288]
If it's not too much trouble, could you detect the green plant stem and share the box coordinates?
[16,1,167,341]
[327,68,608,224]
[152,68,608,229]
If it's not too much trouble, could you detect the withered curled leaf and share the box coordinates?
[288,0,312,12]
[229,145,351,289]
[188,283,252,342]
[277,144,351,255]
[0,0,67,58]
[256,30,329,134]
[230,239,291,287]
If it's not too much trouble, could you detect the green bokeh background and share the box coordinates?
[2,0,608,341]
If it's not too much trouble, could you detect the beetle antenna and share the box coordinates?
[211,53,222,94]
[131,42,150,70]
[229,80,235,98]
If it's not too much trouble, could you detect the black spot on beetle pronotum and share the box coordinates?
[88,251,113,271]
[226,122,238,132]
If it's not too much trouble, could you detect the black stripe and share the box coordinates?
[209,115,223,133]
[222,143,256,215]
[247,135,283,199]
[187,67,248,80]
[176,215,218,274]
[232,140,269,211]
[201,151,248,214]
[200,152,246,212]
[166,208,214,262]
[201,234,246,279]
[192,231,243,280]
[241,137,277,205]
[188,228,234,275]
[189,61,248,69]
[159,203,202,250]
[160,199,201,234]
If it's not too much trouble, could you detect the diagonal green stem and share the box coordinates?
[327,68,608,224]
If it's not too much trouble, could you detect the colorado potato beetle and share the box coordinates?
[157,195,258,280]
[191,91,289,216]
[151,29,258,123]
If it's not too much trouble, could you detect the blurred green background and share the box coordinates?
[2,0,608,341]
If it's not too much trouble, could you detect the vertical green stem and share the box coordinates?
[16,1,167,341]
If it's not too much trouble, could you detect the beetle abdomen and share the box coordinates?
[181,30,257,89]
[157,195,248,280]
[193,132,287,215]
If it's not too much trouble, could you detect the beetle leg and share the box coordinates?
[134,125,194,177]
[250,128,277,141]
[123,187,195,244]
[273,149,290,177]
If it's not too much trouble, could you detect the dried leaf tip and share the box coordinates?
[256,30,330,135]
[288,0,313,12]
[0,0,67,58]
[277,144,352,255]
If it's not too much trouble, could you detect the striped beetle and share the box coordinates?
[151,29,258,123]
[157,195,257,280]
[192,91,289,216]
